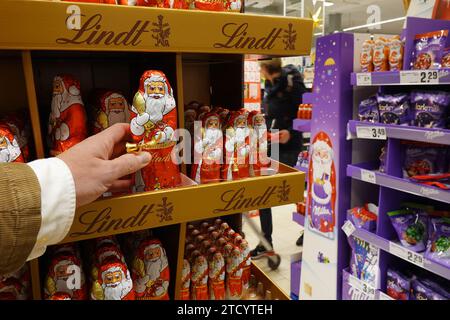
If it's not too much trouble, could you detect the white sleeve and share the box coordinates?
[26,157,76,260]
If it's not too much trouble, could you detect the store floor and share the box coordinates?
[242,204,303,298]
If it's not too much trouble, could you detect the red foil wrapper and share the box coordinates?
[239,240,251,291]
[194,0,225,11]
[247,110,270,177]
[2,113,31,162]
[129,70,181,191]
[190,250,209,300]
[48,75,87,156]
[0,265,31,300]
[131,238,170,300]
[91,90,130,135]
[225,246,243,300]
[207,247,225,300]
[180,259,191,300]
[0,124,25,163]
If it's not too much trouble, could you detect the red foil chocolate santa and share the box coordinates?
[247,110,270,176]
[207,247,225,300]
[48,75,87,156]
[226,246,243,300]
[0,124,24,163]
[180,259,191,300]
[92,90,130,134]
[191,112,223,184]
[131,238,170,300]
[129,70,181,191]
[3,113,31,162]
[239,239,251,291]
[0,265,31,300]
[223,111,250,181]
[190,250,208,300]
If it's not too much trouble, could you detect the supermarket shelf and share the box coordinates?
[293,119,311,132]
[251,261,290,300]
[61,162,305,243]
[342,268,395,300]
[292,212,305,227]
[347,224,450,280]
[0,1,313,56]
[347,120,450,145]
[351,69,450,86]
[347,162,450,204]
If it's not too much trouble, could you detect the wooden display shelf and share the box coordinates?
[61,162,305,244]
[251,262,290,300]
[0,0,312,56]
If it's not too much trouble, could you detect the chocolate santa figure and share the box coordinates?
[48,75,87,156]
[44,252,87,300]
[247,111,270,177]
[3,113,31,162]
[129,70,181,191]
[223,111,250,180]
[0,265,31,300]
[0,124,24,163]
[207,247,225,300]
[180,259,190,300]
[92,90,130,134]
[226,246,243,300]
[191,112,223,184]
[239,240,251,291]
[308,131,336,236]
[132,238,170,300]
[91,257,135,300]
[190,250,208,300]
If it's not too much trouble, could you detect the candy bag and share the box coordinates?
[377,93,410,125]
[442,47,450,68]
[348,236,379,288]
[347,203,378,231]
[411,30,449,70]
[388,36,404,71]
[425,217,450,268]
[403,144,447,178]
[411,279,446,300]
[386,268,410,300]
[411,90,450,128]
[360,40,374,72]
[387,209,428,252]
[373,37,389,72]
[358,96,379,123]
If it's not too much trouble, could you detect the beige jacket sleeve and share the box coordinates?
[0,163,41,275]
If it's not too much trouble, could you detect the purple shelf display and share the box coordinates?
[342,269,394,300]
[347,162,450,204]
[347,120,450,145]
[346,222,450,280]
[291,260,302,299]
[302,92,315,104]
[293,119,311,132]
[295,164,308,174]
[351,68,450,86]
[292,212,305,227]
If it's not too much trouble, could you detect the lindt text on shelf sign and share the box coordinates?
[56,5,297,51]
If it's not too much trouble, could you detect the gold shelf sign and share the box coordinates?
[0,1,312,56]
[61,164,304,243]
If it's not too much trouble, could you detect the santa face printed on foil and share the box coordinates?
[129,70,180,191]
[0,125,23,163]
[91,258,134,300]
[208,248,225,300]
[93,91,130,134]
[48,75,87,156]
[132,239,170,300]
[180,259,190,300]
[239,240,251,290]
[307,131,336,237]
[190,252,209,300]
[223,111,250,181]
[226,246,243,300]
[248,111,270,177]
[191,113,223,184]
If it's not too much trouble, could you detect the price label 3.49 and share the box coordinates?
[356,126,387,140]
[348,274,376,298]
[389,242,425,268]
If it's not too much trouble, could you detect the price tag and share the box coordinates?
[378,291,394,300]
[356,126,387,140]
[389,242,425,268]
[356,73,372,85]
[342,220,356,237]
[400,71,420,84]
[419,70,439,84]
[348,274,376,298]
[360,169,376,184]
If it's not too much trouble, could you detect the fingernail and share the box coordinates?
[136,152,151,164]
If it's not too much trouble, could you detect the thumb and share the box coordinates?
[109,152,151,179]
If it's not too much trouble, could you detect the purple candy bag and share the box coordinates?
[410,30,449,70]
[403,145,447,178]
[387,209,428,252]
[411,91,450,128]
[348,236,379,287]
[425,217,450,268]
[421,278,450,300]
[377,93,410,125]
[358,96,379,123]
[411,279,446,300]
[442,47,450,68]
[386,268,410,300]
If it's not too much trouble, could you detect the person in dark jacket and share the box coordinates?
[251,59,306,258]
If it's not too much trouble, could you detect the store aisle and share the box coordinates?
[243,204,303,298]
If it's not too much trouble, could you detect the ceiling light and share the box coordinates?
[343,16,406,32]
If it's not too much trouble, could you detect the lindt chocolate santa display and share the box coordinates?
[225,246,243,300]
[207,247,225,300]
[0,265,31,300]
[190,250,208,300]
[0,124,24,163]
[131,238,170,300]
[128,70,181,191]
[92,90,130,134]
[180,259,190,300]
[247,110,270,177]
[191,112,223,184]
[48,75,87,156]
[223,111,250,181]
[91,257,134,300]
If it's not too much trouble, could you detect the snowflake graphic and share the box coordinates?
[282,23,297,50]
[152,15,171,47]
[156,197,174,222]
[277,180,291,202]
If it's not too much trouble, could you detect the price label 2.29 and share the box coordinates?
[419,70,439,84]
[389,242,425,268]
[356,126,387,140]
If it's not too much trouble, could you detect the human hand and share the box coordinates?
[58,123,151,207]
[278,130,291,144]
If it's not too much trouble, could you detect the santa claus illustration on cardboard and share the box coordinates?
[307,131,336,238]
[131,238,170,300]
[48,75,87,156]
[129,70,181,191]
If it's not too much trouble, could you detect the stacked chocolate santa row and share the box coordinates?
[180,218,251,300]
[42,230,170,300]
